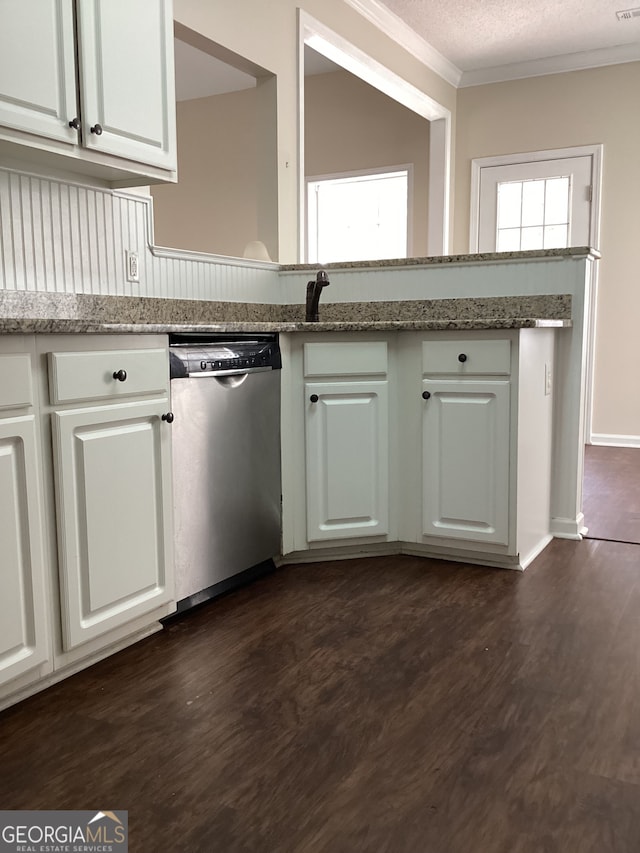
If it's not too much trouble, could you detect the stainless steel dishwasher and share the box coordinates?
[168,333,281,612]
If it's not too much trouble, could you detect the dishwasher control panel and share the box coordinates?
[169,334,281,378]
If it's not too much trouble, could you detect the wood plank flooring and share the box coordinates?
[583,445,640,544]
[1,539,640,852]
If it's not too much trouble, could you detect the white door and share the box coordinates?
[421,379,510,546]
[0,0,77,144]
[474,152,596,252]
[0,415,50,686]
[76,0,176,169]
[305,380,389,542]
[52,399,174,650]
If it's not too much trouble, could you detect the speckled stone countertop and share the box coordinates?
[0,292,572,334]
[280,246,600,272]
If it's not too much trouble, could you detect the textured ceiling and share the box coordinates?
[380,0,640,71]
[175,1,640,99]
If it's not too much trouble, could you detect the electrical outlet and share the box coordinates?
[545,363,552,396]
[126,250,139,283]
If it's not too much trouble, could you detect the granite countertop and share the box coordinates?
[280,246,600,272]
[0,292,573,334]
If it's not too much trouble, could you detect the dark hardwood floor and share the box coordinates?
[583,445,640,544]
[2,539,640,852]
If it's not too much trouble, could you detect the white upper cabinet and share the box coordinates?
[0,0,176,185]
[0,0,77,144]
[76,0,176,170]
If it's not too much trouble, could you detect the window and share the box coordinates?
[496,176,571,252]
[307,169,409,264]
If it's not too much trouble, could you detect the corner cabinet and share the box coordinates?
[419,340,512,546]
[0,0,176,186]
[282,328,556,571]
[0,334,175,712]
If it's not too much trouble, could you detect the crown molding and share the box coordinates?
[343,0,462,88]
[460,42,640,87]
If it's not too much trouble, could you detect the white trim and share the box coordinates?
[342,0,462,88]
[518,534,554,571]
[550,514,586,540]
[298,10,452,262]
[299,13,450,122]
[428,118,450,255]
[150,244,279,270]
[590,433,640,448]
[460,42,640,88]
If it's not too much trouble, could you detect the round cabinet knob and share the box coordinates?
[422,391,431,400]
[458,353,468,363]
[90,123,103,136]
[309,394,319,403]
[68,117,80,130]
[112,369,127,382]
[162,412,174,423]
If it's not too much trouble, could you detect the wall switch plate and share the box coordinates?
[545,362,552,396]
[126,250,139,283]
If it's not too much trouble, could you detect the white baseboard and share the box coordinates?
[551,513,585,540]
[519,534,554,570]
[590,433,640,448]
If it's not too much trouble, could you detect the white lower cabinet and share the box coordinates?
[305,379,389,541]
[421,379,510,545]
[282,328,555,570]
[0,334,175,711]
[0,345,51,693]
[52,399,174,650]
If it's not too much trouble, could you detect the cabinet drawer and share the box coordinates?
[48,348,168,405]
[422,340,511,376]
[304,342,388,377]
[0,355,34,410]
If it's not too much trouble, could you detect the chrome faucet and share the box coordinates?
[305,270,330,322]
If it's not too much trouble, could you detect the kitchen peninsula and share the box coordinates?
[0,245,597,713]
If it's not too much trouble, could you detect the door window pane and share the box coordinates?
[544,177,570,225]
[497,182,522,229]
[521,180,545,227]
[496,175,570,251]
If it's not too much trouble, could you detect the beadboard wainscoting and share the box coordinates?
[0,166,281,302]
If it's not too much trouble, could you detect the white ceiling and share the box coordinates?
[380,0,640,75]
[174,41,339,102]
[174,0,640,100]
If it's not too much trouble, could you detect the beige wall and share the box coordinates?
[454,62,640,439]
[151,88,260,259]
[173,0,457,262]
[304,70,430,257]
[152,69,431,261]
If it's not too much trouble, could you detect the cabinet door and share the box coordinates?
[305,380,389,542]
[0,416,50,686]
[76,0,176,169]
[422,380,510,545]
[0,0,77,143]
[52,399,174,650]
